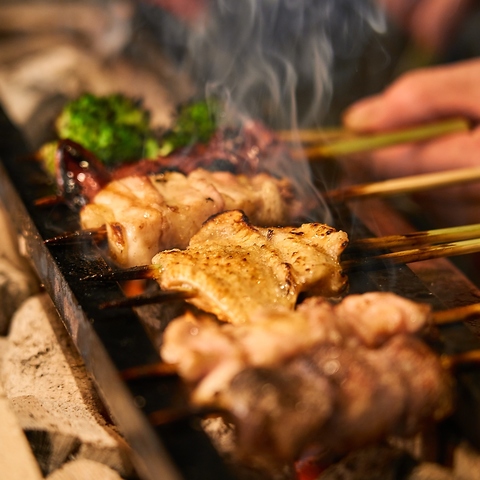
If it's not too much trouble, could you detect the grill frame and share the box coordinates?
[3,103,480,478]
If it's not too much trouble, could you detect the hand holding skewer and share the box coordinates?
[339,58,480,226]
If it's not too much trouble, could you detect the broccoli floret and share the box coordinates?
[158,99,220,156]
[55,93,160,165]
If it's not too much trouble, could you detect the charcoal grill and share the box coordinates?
[2,102,480,480]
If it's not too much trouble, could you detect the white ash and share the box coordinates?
[0,257,39,335]
[46,458,124,480]
[0,204,39,334]
[0,337,44,480]
[0,293,134,478]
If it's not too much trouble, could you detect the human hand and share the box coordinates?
[342,58,480,225]
[376,0,474,54]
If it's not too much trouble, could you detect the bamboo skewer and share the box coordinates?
[441,350,480,370]
[432,303,480,325]
[45,226,107,245]
[99,290,193,309]
[287,117,469,160]
[350,224,480,251]
[120,362,178,381]
[79,237,480,281]
[327,166,480,202]
[341,237,480,272]
[148,406,223,426]
[277,127,354,144]
[80,264,161,282]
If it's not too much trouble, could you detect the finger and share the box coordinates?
[348,127,480,179]
[344,59,480,131]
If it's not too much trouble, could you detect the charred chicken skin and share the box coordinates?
[161,292,454,469]
[152,210,349,324]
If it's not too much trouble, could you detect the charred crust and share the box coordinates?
[109,222,125,248]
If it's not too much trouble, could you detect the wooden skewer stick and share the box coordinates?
[148,406,223,426]
[432,303,480,326]
[289,117,469,160]
[441,350,480,370]
[342,237,480,272]
[120,361,178,381]
[99,290,193,309]
[351,224,480,251]
[45,226,107,245]
[277,127,354,144]
[327,166,480,202]
[80,264,161,282]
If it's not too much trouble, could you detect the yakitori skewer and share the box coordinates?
[432,303,480,325]
[288,117,469,160]
[99,290,192,309]
[81,236,480,282]
[45,226,107,245]
[350,223,480,251]
[277,127,354,144]
[120,361,178,381]
[341,237,480,272]
[116,300,480,385]
[327,166,480,202]
[441,350,480,370]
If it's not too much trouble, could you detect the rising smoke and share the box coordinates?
[142,0,387,129]
[137,0,390,222]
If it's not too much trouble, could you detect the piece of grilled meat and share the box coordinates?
[152,210,349,324]
[161,292,454,470]
[80,168,297,267]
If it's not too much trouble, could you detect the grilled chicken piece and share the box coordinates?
[80,168,296,267]
[161,292,454,468]
[152,210,348,324]
[222,336,453,468]
[161,292,434,402]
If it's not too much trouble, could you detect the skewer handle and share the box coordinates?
[328,167,480,201]
[342,238,480,272]
[433,304,480,325]
[289,117,469,159]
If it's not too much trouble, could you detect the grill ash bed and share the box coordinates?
[3,102,480,480]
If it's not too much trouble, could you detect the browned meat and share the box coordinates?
[112,119,290,178]
[161,292,434,402]
[80,168,297,267]
[160,292,454,469]
[221,336,452,468]
[152,210,349,324]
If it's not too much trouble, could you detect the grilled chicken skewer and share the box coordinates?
[81,209,349,323]
[157,292,453,471]
[151,210,348,324]
[79,169,298,268]
[82,211,480,317]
